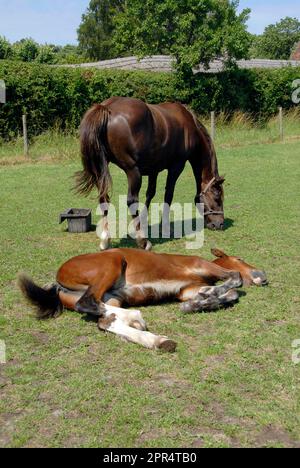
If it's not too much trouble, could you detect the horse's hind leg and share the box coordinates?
[103,293,147,331]
[58,289,153,333]
[127,167,152,251]
[98,311,177,352]
[98,197,111,251]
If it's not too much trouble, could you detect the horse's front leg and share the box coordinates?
[127,167,152,251]
[162,163,185,235]
[176,260,243,313]
[98,197,111,251]
[178,271,242,314]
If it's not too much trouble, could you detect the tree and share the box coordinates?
[0,36,13,59]
[53,45,87,64]
[36,45,57,64]
[78,0,125,60]
[13,38,39,62]
[113,0,251,70]
[250,17,300,60]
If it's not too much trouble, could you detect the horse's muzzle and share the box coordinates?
[207,221,224,231]
[251,270,269,286]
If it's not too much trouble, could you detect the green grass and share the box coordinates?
[0,129,80,162]
[0,129,300,447]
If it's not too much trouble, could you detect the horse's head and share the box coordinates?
[211,249,268,287]
[201,177,225,230]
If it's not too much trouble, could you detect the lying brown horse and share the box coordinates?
[76,97,225,251]
[19,249,267,353]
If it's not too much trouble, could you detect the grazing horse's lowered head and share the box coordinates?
[212,249,268,287]
[200,176,225,231]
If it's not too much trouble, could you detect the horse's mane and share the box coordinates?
[184,106,219,177]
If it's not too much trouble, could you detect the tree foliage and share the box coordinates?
[78,0,125,60]
[0,38,86,64]
[1,60,299,140]
[250,17,300,60]
[0,36,13,59]
[113,0,251,69]
[13,38,40,62]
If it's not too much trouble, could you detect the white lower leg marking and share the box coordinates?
[104,304,147,330]
[105,315,165,350]
[100,230,111,251]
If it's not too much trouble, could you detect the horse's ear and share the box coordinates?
[211,248,227,258]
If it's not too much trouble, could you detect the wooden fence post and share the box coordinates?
[279,107,284,142]
[211,111,216,142]
[22,114,29,157]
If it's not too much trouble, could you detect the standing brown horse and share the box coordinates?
[76,97,225,251]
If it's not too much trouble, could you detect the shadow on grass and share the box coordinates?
[90,217,235,250]
[80,289,248,323]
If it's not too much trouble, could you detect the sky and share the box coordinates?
[0,0,300,45]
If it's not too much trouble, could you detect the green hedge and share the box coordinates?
[0,60,299,139]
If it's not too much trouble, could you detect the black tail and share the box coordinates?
[75,104,112,200]
[18,275,63,320]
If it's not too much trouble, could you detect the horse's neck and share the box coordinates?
[202,147,219,184]
[193,114,219,183]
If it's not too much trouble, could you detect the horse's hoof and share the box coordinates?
[136,239,152,251]
[145,240,152,251]
[180,302,195,314]
[157,339,177,353]
[220,289,239,304]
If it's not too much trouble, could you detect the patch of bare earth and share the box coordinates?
[0,411,24,447]
[190,428,241,448]
[30,331,50,345]
[136,428,181,447]
[255,425,300,448]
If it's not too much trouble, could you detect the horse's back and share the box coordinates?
[101,97,202,172]
[153,101,201,152]
[102,96,151,127]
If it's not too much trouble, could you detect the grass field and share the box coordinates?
[0,124,300,448]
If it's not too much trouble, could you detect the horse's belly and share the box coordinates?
[138,147,186,174]
[122,280,189,306]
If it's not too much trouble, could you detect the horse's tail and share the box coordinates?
[75,104,112,200]
[18,275,63,320]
